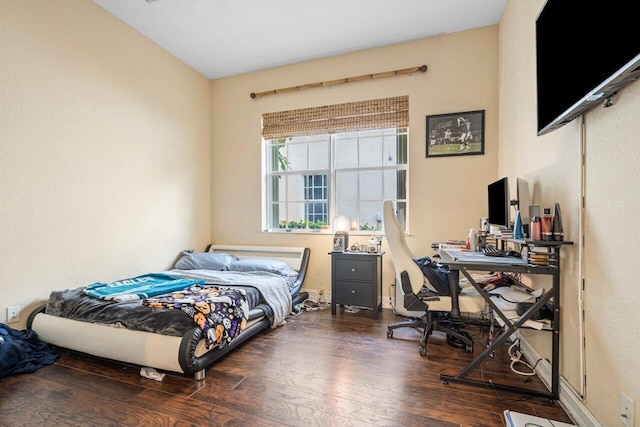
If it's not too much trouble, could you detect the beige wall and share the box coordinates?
[210,27,499,304]
[0,1,212,328]
[500,1,640,426]
[6,1,632,425]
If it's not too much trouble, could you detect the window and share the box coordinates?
[263,96,409,232]
[305,174,327,223]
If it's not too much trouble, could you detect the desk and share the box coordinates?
[438,239,573,400]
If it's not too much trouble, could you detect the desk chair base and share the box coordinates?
[387,311,473,356]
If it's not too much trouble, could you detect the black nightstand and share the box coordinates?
[330,251,383,318]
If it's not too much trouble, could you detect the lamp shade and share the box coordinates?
[333,215,351,232]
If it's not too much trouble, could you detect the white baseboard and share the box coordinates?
[518,335,601,427]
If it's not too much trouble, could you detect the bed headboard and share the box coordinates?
[206,244,309,271]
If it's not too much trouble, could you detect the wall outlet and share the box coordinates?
[7,306,20,323]
[620,392,635,427]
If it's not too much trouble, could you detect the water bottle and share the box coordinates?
[468,228,478,251]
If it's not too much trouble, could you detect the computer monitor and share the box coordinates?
[488,177,510,229]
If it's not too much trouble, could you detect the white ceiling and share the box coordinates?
[92,0,507,80]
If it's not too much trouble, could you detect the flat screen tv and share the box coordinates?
[488,177,510,229]
[536,0,640,136]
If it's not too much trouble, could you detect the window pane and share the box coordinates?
[359,201,383,231]
[383,169,407,200]
[308,138,330,170]
[287,202,306,228]
[336,171,357,202]
[359,170,382,201]
[284,174,303,202]
[359,135,382,168]
[335,202,358,229]
[286,142,308,172]
[335,136,357,169]
[396,201,408,229]
[397,169,407,199]
[267,142,288,173]
[268,175,285,203]
[397,133,408,164]
[383,135,397,166]
[307,202,327,225]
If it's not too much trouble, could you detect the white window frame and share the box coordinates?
[262,127,408,234]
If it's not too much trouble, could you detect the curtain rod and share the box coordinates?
[250,65,427,99]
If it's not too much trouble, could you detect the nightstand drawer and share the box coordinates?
[333,258,375,281]
[333,280,374,307]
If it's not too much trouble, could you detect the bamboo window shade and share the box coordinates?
[262,95,408,139]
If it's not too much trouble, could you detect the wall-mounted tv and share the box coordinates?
[536,0,640,136]
[488,177,510,229]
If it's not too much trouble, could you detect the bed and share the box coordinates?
[27,244,310,380]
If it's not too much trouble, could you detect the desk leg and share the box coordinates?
[448,269,461,318]
[440,268,559,400]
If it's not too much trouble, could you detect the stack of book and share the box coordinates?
[437,240,469,251]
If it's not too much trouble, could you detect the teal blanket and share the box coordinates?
[83,273,205,302]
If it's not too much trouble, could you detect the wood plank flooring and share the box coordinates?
[0,307,574,426]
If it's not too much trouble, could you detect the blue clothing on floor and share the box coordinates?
[0,323,59,378]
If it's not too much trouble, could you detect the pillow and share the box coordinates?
[227,258,298,276]
[174,250,238,271]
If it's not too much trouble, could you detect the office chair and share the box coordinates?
[383,200,485,356]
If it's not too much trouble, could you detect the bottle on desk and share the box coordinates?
[552,203,564,241]
[541,208,553,241]
[530,216,542,241]
[468,228,478,251]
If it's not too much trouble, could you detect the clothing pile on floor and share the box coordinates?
[0,323,59,379]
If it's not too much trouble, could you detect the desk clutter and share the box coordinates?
[463,272,553,330]
[524,248,557,267]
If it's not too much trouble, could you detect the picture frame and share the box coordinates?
[332,236,345,252]
[426,110,485,158]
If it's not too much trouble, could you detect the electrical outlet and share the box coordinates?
[7,306,20,323]
[620,392,635,427]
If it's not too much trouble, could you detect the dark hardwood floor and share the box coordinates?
[1,307,574,426]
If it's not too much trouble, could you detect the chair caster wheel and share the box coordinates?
[466,343,473,353]
[387,329,393,338]
[419,345,427,356]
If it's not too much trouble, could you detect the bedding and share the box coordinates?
[143,285,249,349]
[29,245,310,379]
[83,273,206,302]
[174,250,239,271]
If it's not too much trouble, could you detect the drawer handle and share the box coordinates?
[351,290,356,294]
[351,268,356,272]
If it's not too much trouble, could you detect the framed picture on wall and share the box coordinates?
[426,110,485,158]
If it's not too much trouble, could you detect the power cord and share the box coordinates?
[388,283,397,313]
[508,338,543,376]
[300,288,330,311]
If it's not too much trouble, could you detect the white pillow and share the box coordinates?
[227,258,298,276]
[175,251,238,271]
